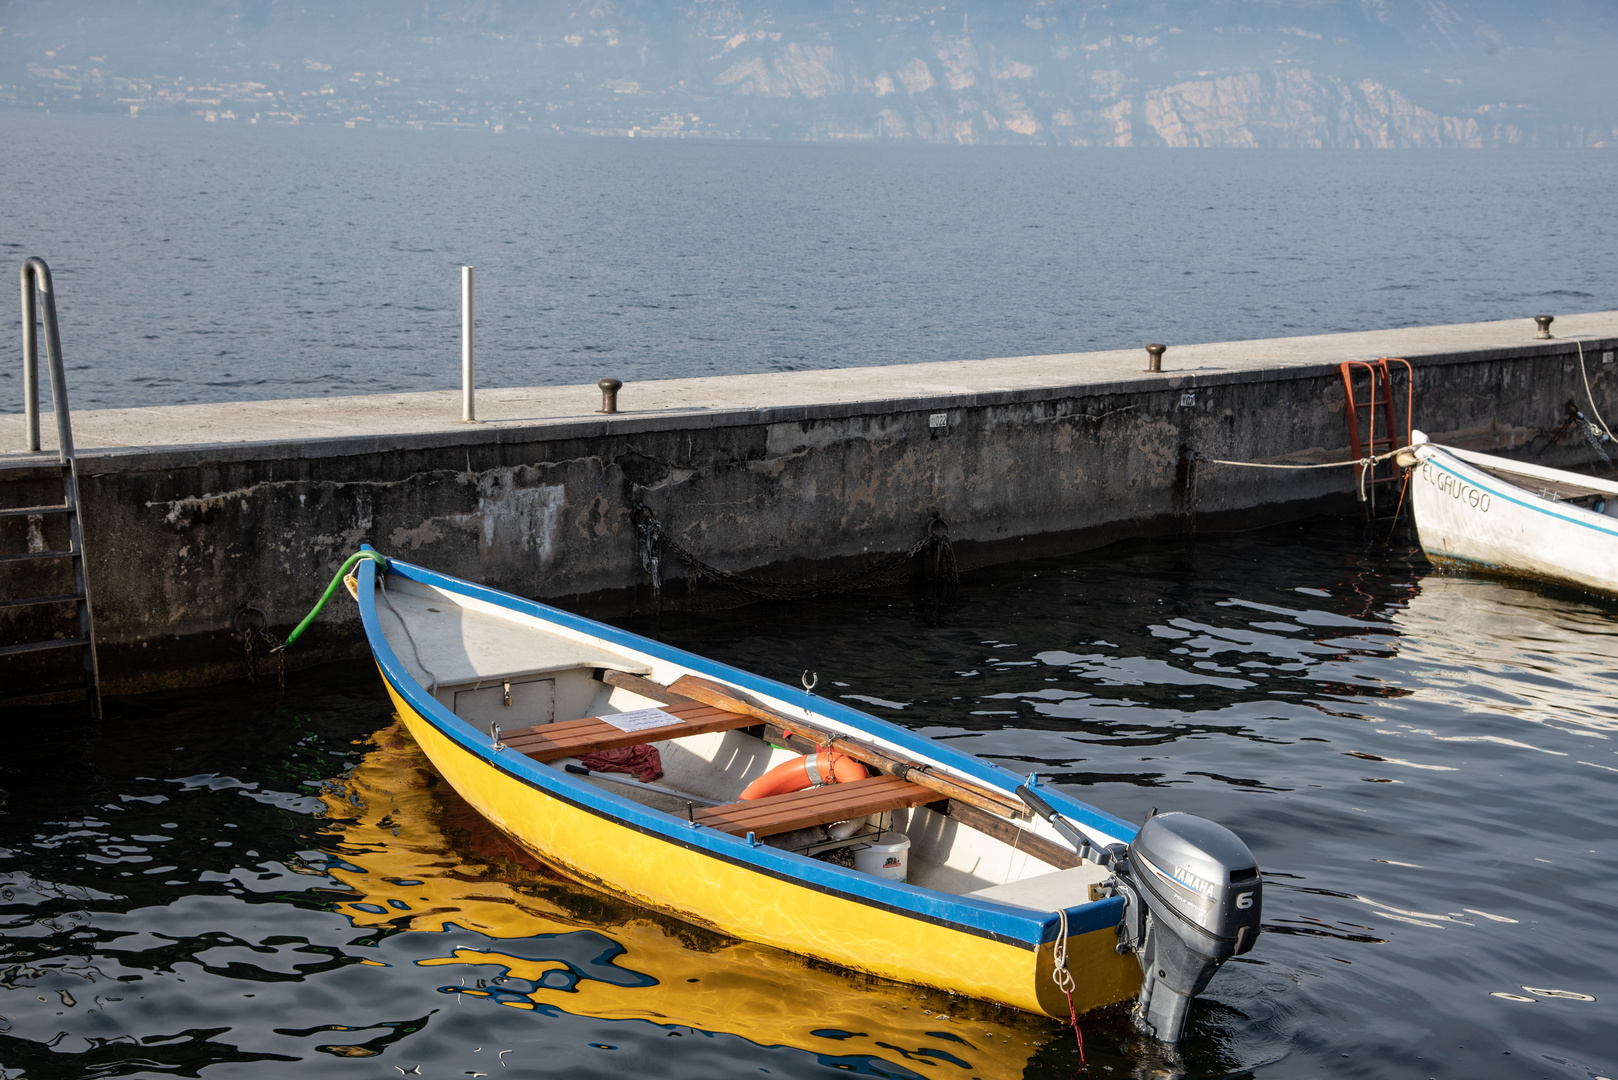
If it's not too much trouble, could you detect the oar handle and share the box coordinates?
[1015,783,1061,823]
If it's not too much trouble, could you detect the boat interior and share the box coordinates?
[1453,449,1618,515]
[371,573,1112,911]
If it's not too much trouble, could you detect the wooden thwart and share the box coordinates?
[669,673,1028,820]
[594,670,1084,868]
[694,774,936,838]
[505,700,756,763]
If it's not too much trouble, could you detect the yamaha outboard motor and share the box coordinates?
[1112,812,1263,1042]
[1015,783,1262,1044]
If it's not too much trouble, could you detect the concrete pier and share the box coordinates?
[5,312,1618,696]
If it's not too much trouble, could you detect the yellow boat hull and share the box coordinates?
[384,676,1142,1018]
[321,721,1062,1079]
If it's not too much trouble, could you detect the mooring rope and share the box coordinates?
[1573,338,1617,461]
[1198,446,1412,471]
[378,574,440,694]
[1197,444,1417,504]
[1051,906,1087,1066]
[1385,468,1414,545]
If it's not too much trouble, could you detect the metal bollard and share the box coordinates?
[1145,343,1167,372]
[598,378,622,414]
[1534,315,1554,340]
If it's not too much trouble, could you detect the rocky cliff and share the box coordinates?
[3,0,1613,147]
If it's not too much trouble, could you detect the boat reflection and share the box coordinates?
[1392,573,1618,734]
[315,722,1056,1079]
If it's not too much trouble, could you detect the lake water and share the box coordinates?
[3,517,1615,1079]
[2,113,1617,414]
[3,115,1616,1078]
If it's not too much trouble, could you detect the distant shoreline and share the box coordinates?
[2,109,1611,151]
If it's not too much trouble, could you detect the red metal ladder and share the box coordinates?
[1338,358,1413,512]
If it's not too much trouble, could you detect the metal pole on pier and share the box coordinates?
[461,265,476,423]
[20,262,41,451]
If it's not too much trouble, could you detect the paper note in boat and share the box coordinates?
[600,707,685,733]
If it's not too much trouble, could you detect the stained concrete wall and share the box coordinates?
[4,313,1617,695]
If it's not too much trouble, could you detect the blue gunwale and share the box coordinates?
[356,552,1134,949]
[1422,448,1618,536]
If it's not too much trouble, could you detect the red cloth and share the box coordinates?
[579,743,664,783]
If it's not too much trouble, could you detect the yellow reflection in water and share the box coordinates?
[317,722,1055,1078]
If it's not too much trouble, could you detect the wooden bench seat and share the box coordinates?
[692,774,935,838]
[506,701,757,763]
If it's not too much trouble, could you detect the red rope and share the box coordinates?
[1386,468,1413,546]
[1052,907,1087,1069]
[1062,984,1086,1065]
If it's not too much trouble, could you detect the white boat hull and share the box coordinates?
[1411,441,1618,596]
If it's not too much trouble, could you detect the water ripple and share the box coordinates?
[3,517,1616,1077]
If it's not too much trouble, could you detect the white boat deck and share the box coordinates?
[966,866,1107,910]
[373,577,649,690]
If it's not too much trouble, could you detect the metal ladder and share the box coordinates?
[1,257,101,714]
[1338,357,1413,514]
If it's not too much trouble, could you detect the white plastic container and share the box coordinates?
[853,831,910,882]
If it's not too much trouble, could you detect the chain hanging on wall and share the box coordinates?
[232,603,285,692]
[1535,400,1611,465]
[1175,443,1201,536]
[632,505,958,612]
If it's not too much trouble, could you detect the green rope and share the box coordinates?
[282,550,389,647]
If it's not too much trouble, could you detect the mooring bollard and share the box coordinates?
[598,378,622,414]
[1146,343,1167,372]
[1534,315,1554,340]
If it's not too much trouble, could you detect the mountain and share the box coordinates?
[3,0,1615,146]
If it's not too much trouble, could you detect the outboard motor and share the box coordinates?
[1112,812,1263,1042]
[1015,782,1262,1044]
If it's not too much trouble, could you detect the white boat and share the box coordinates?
[1409,430,1618,596]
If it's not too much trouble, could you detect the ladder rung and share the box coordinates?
[0,548,76,564]
[0,504,71,518]
[0,592,84,610]
[0,636,90,658]
[0,462,69,481]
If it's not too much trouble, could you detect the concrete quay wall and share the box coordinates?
[4,313,1617,696]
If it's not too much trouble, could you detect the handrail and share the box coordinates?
[20,256,77,459]
[15,256,101,717]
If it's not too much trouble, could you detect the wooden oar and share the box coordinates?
[668,673,1028,820]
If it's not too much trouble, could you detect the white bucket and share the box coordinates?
[853,831,910,882]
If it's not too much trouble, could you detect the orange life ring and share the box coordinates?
[738,750,868,800]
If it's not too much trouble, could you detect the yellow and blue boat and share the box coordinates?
[348,548,1263,1042]
[317,719,1058,1078]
